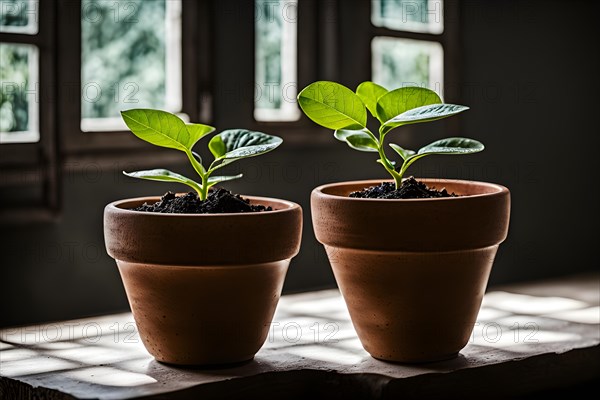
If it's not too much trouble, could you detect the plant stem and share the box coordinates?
[199,175,209,201]
[374,130,403,189]
[390,167,403,189]
[396,155,424,189]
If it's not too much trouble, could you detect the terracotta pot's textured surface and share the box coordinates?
[104,196,302,365]
[311,179,510,363]
[116,260,288,365]
[105,196,302,266]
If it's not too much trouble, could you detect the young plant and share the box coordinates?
[120,109,282,200]
[297,81,484,189]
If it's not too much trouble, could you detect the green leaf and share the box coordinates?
[189,151,206,175]
[356,82,388,120]
[376,87,442,124]
[334,129,378,152]
[186,123,215,142]
[297,81,367,130]
[376,159,396,167]
[208,135,227,159]
[209,129,283,167]
[123,169,203,194]
[417,137,484,155]
[223,143,282,159]
[191,151,202,165]
[389,143,415,161]
[219,129,281,152]
[384,104,469,130]
[120,109,214,152]
[346,135,379,152]
[334,129,377,143]
[207,174,243,185]
[399,138,484,175]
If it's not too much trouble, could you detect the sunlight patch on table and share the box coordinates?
[0,348,38,362]
[476,307,511,321]
[288,345,364,365]
[1,356,79,377]
[482,292,588,315]
[472,328,581,352]
[37,341,84,350]
[545,306,600,324]
[49,346,138,364]
[65,367,157,387]
[280,296,348,315]
[0,342,14,351]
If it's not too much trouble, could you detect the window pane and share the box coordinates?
[81,0,182,132]
[254,0,300,121]
[372,37,443,94]
[0,0,38,34]
[0,43,39,143]
[372,0,443,34]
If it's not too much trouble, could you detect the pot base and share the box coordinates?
[155,356,256,369]
[117,260,289,366]
[326,245,498,364]
[372,352,459,364]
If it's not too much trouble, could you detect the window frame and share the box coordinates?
[210,0,335,147]
[0,0,461,221]
[335,0,459,99]
[331,0,461,149]
[0,0,59,220]
[56,0,206,154]
[230,0,459,142]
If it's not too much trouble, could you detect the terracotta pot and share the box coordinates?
[311,179,510,363]
[104,195,302,366]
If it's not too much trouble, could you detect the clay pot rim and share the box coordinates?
[106,194,301,217]
[313,178,509,202]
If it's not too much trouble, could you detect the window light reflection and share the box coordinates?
[1,356,79,377]
[476,307,511,321]
[546,306,600,324]
[482,292,588,315]
[0,341,14,350]
[49,346,137,365]
[288,345,364,365]
[472,330,581,351]
[279,296,347,315]
[65,367,156,387]
[0,348,38,362]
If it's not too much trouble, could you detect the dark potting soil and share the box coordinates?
[133,188,272,214]
[349,177,457,199]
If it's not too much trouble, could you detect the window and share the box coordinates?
[80,0,183,132]
[0,0,58,220]
[0,0,200,219]
[1,1,457,221]
[57,0,201,154]
[372,36,443,93]
[0,0,38,34]
[0,0,39,144]
[254,0,300,122]
[370,0,445,93]
[0,42,39,143]
[372,0,443,34]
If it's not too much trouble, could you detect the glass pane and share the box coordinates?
[372,0,443,34]
[254,0,300,121]
[0,43,39,143]
[0,0,38,34]
[372,37,443,94]
[81,0,182,131]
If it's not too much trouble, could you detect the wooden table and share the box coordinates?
[1,274,599,399]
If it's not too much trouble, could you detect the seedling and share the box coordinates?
[120,109,282,200]
[297,81,483,189]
